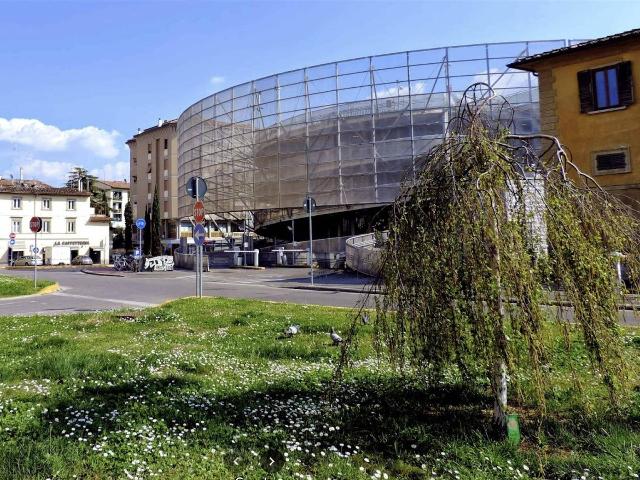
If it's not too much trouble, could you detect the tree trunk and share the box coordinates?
[488,195,509,429]
[492,359,508,427]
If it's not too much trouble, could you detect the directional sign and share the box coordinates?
[32,247,39,254]
[136,218,146,230]
[193,224,206,246]
[186,176,207,199]
[9,232,16,240]
[303,196,316,213]
[29,217,42,233]
[8,239,15,247]
[193,200,205,224]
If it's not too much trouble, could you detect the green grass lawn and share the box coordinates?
[0,275,54,297]
[0,297,638,479]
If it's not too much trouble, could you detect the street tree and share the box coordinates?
[66,167,109,215]
[373,84,639,429]
[151,187,162,256]
[124,199,133,252]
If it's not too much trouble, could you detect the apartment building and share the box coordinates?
[127,119,179,243]
[0,179,110,265]
[93,180,130,229]
[510,29,640,205]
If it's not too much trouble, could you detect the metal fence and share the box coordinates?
[178,40,582,218]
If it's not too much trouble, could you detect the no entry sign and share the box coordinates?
[29,217,42,233]
[193,200,205,224]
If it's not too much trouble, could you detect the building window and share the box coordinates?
[147,144,152,153]
[42,198,51,210]
[578,61,634,113]
[11,218,21,233]
[66,219,76,233]
[67,199,76,210]
[592,147,631,175]
[164,139,168,149]
[41,218,51,233]
[113,191,123,200]
[12,197,22,209]
[113,213,122,222]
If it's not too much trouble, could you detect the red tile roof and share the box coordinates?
[0,179,91,197]
[508,28,640,71]
[98,180,130,190]
[89,215,112,223]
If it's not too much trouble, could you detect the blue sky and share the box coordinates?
[0,0,638,185]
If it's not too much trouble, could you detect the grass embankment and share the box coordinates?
[0,275,54,297]
[0,298,638,479]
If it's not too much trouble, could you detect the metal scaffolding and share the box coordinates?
[177,40,582,219]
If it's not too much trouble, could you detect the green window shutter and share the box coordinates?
[617,61,634,107]
[577,69,594,113]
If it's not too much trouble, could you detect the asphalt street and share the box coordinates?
[0,268,374,316]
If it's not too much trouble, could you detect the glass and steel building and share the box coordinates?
[178,40,580,239]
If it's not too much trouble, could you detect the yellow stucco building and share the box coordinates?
[510,29,640,204]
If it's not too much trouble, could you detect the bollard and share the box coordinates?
[254,249,259,267]
[506,414,521,445]
[276,247,284,266]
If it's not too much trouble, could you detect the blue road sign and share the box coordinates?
[133,248,141,259]
[193,224,206,246]
[8,239,15,246]
[136,218,146,230]
[186,176,208,199]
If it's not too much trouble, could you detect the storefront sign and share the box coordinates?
[53,240,90,246]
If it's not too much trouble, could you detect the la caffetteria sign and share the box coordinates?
[53,240,90,246]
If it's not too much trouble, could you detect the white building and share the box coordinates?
[93,180,130,229]
[0,179,111,265]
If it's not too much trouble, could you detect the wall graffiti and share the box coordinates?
[144,256,175,272]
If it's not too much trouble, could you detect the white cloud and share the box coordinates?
[0,117,120,159]
[210,75,226,86]
[90,161,129,181]
[2,158,75,185]
[374,81,427,99]
[474,68,530,91]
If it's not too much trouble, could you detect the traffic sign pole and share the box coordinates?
[30,213,42,288]
[304,196,316,286]
[308,201,313,286]
[196,180,202,298]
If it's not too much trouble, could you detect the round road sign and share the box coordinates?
[136,218,146,230]
[9,232,16,240]
[186,176,207,199]
[303,197,316,213]
[29,217,42,233]
[193,200,205,224]
[193,224,206,246]
[8,239,15,246]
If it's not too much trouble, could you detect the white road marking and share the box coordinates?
[53,292,152,307]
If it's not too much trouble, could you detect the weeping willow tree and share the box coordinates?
[373,83,640,428]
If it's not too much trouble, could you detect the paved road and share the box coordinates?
[0,268,374,316]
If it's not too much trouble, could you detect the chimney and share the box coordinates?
[19,167,23,183]
[158,117,163,127]
[137,128,141,134]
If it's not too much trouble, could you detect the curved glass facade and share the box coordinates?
[178,40,570,218]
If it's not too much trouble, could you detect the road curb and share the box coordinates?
[287,285,377,294]
[38,283,60,295]
[0,281,60,302]
[81,269,125,278]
